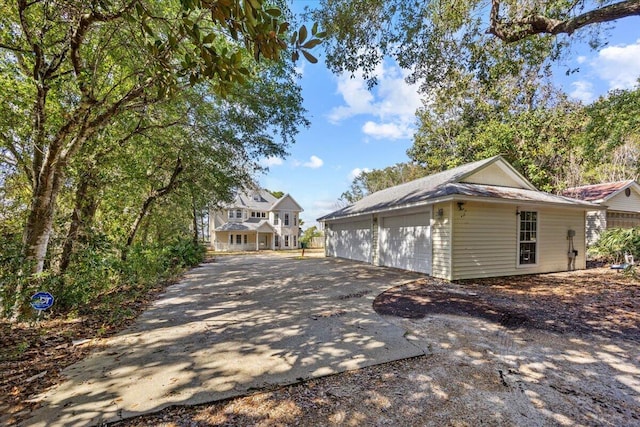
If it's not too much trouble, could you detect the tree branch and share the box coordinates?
[488,0,640,42]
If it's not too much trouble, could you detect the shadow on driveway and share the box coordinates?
[25,255,424,426]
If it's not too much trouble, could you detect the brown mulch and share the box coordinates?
[1,266,638,426]
[374,267,640,341]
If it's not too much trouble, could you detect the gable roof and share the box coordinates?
[318,156,599,221]
[562,180,638,203]
[225,189,277,210]
[271,193,304,212]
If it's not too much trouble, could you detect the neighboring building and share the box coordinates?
[210,189,303,251]
[562,181,640,244]
[318,156,601,280]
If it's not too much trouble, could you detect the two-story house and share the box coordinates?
[210,189,303,251]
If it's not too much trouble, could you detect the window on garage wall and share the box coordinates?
[518,211,537,265]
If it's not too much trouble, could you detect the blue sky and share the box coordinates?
[259,5,640,228]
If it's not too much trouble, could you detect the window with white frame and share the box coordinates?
[243,235,248,244]
[294,215,297,226]
[261,212,266,218]
[236,209,242,218]
[275,235,279,247]
[293,235,297,247]
[284,235,289,247]
[284,213,289,226]
[228,210,233,219]
[251,211,256,217]
[236,234,242,244]
[518,211,537,265]
[229,234,233,244]
[274,213,279,225]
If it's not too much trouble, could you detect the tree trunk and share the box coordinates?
[59,171,99,274]
[192,197,199,245]
[11,161,64,320]
[121,158,183,261]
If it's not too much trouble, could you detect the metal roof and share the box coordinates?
[562,181,635,202]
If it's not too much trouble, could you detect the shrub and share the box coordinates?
[589,227,640,264]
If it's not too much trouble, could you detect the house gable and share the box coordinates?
[606,183,640,213]
[458,158,535,190]
[271,194,303,212]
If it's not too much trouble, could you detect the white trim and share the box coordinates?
[516,209,539,268]
[319,194,600,223]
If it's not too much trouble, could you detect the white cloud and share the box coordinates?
[348,167,371,181]
[362,121,412,140]
[592,39,640,90]
[569,80,595,103]
[576,55,587,64]
[261,156,283,167]
[327,62,422,140]
[302,155,324,169]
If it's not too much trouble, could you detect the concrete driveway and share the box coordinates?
[25,254,424,426]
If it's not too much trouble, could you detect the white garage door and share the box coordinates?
[327,220,371,263]
[380,212,431,274]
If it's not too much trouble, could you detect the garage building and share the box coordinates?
[318,156,601,280]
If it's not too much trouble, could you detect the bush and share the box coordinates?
[589,227,640,264]
[1,233,206,320]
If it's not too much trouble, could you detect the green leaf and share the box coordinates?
[248,0,262,11]
[266,8,281,17]
[312,22,318,36]
[298,25,307,43]
[301,49,317,64]
[203,33,216,44]
[301,39,321,49]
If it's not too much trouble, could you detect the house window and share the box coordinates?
[236,209,242,218]
[275,235,279,247]
[284,235,289,247]
[261,212,266,218]
[518,211,537,265]
[243,235,248,244]
[274,214,279,225]
[293,236,297,247]
[236,234,242,244]
[284,213,289,226]
[251,211,256,218]
[229,234,233,244]
[254,194,260,201]
[294,215,297,226]
[228,210,233,219]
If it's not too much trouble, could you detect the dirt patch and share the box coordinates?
[374,268,640,341]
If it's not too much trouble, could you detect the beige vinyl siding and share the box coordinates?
[606,190,640,212]
[431,202,452,280]
[539,208,586,272]
[451,203,517,280]
[461,163,527,188]
[451,202,586,280]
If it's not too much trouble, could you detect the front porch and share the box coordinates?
[213,230,275,252]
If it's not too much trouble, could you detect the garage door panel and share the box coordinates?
[329,220,371,263]
[380,212,431,274]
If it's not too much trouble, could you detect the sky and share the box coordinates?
[258,3,640,228]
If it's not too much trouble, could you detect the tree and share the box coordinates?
[269,190,285,198]
[488,0,640,42]
[300,226,323,247]
[0,0,320,273]
[340,163,431,204]
[312,0,638,91]
[575,86,640,182]
[0,0,318,319]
